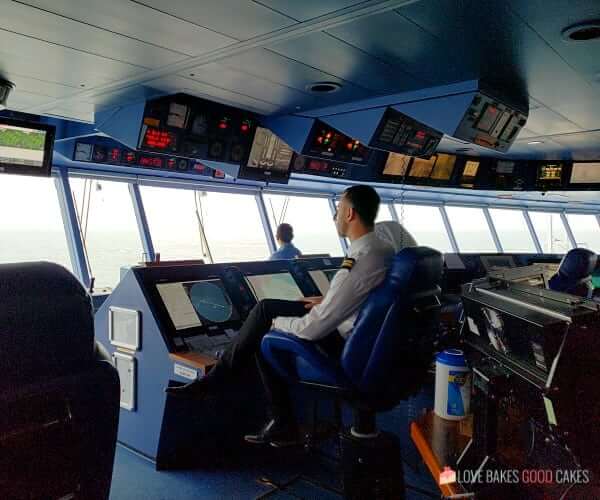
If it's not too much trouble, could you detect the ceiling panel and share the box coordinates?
[217,48,372,108]
[133,0,297,40]
[396,0,600,135]
[524,107,583,136]
[0,29,146,90]
[0,2,186,68]
[18,0,236,56]
[256,0,364,22]
[45,99,95,123]
[268,31,425,93]
[146,76,280,114]
[7,74,79,99]
[181,62,312,112]
[509,0,600,83]
[7,90,56,110]
[326,10,473,85]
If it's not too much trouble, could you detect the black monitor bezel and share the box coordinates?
[0,116,55,177]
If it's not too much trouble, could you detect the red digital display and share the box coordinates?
[213,169,225,178]
[143,127,175,150]
[240,119,252,133]
[308,160,329,172]
[123,151,136,164]
[217,117,230,130]
[139,156,163,168]
[167,158,177,169]
[109,148,121,163]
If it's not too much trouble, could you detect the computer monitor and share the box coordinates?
[308,269,339,295]
[245,272,304,301]
[461,160,480,186]
[0,117,55,177]
[156,278,240,331]
[238,127,293,183]
[570,162,600,184]
[538,163,562,182]
[408,155,436,178]
[430,153,456,181]
[382,152,411,176]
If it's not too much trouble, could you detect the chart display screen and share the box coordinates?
[157,279,240,331]
[570,162,600,184]
[409,155,436,178]
[0,118,54,176]
[246,273,304,301]
[247,127,294,171]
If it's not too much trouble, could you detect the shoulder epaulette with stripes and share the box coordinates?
[341,257,355,270]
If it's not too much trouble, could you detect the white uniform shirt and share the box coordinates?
[272,232,394,341]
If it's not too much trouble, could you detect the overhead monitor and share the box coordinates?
[570,162,600,184]
[461,160,480,186]
[496,160,515,174]
[156,279,241,332]
[308,269,339,295]
[238,127,293,183]
[245,272,304,301]
[409,155,436,178]
[538,164,562,182]
[430,153,457,181]
[0,117,55,177]
[382,152,411,176]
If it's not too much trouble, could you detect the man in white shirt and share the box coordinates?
[166,185,394,445]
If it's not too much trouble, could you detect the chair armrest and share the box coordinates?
[261,330,349,387]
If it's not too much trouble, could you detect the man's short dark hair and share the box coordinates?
[276,223,294,243]
[343,185,380,227]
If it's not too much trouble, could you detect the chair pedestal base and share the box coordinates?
[340,431,405,500]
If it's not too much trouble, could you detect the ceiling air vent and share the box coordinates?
[306,82,342,94]
[562,21,600,41]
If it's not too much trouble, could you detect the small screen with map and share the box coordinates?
[157,279,240,331]
[246,273,304,301]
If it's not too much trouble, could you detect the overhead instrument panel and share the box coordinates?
[138,93,258,165]
[453,91,528,152]
[304,121,372,165]
[370,108,442,157]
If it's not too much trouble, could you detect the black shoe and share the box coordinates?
[244,419,299,447]
[165,378,212,399]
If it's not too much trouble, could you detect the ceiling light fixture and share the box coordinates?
[306,82,342,94]
[561,21,600,42]
[527,140,544,145]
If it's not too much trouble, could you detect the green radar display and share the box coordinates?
[184,279,239,324]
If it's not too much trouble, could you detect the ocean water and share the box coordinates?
[0,228,558,289]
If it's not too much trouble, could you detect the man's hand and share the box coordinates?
[301,296,323,309]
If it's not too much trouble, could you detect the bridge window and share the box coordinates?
[565,214,600,251]
[445,206,497,252]
[141,186,209,261]
[488,209,536,252]
[71,178,143,288]
[198,191,269,262]
[0,174,71,269]
[394,204,453,252]
[375,203,393,223]
[264,194,343,256]
[529,212,572,253]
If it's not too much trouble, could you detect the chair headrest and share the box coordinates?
[558,248,597,281]
[0,262,95,391]
[374,221,417,253]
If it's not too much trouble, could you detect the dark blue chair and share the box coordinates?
[0,262,120,500]
[548,248,597,298]
[261,247,443,498]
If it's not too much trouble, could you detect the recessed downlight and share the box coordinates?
[528,140,544,145]
[306,81,342,94]
[561,21,600,42]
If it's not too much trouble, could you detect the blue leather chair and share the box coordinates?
[261,247,443,498]
[548,248,597,298]
[0,262,120,500]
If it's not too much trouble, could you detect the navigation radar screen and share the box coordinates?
[156,279,240,331]
[247,127,294,171]
[430,153,457,181]
[383,152,411,176]
[0,123,47,169]
[570,162,600,184]
[184,280,239,324]
[246,273,304,301]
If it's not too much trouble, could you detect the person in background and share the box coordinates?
[270,223,302,260]
[374,220,417,252]
[166,185,395,446]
